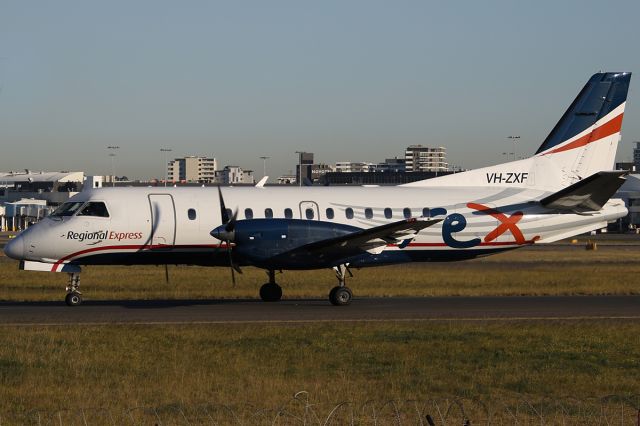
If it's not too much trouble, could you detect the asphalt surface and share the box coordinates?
[0,296,638,325]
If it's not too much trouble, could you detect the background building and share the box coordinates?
[277,174,297,185]
[216,166,254,184]
[311,163,334,182]
[375,157,406,172]
[405,145,448,172]
[0,171,84,204]
[0,171,84,231]
[335,162,375,173]
[295,152,314,184]
[319,170,455,185]
[167,156,217,183]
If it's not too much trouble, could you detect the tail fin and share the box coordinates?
[535,72,631,179]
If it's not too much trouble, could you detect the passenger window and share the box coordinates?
[403,207,411,219]
[265,208,273,218]
[345,207,354,219]
[326,208,334,219]
[77,202,109,218]
[305,208,314,219]
[384,208,392,219]
[422,208,430,218]
[225,209,233,221]
[244,208,253,219]
[364,208,373,219]
[188,208,197,220]
[284,208,293,219]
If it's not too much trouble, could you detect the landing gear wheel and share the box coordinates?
[259,283,282,302]
[65,292,83,307]
[329,286,352,306]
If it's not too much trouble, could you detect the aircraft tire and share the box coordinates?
[259,283,282,302]
[65,292,83,307]
[329,286,352,306]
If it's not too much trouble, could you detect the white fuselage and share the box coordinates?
[10,183,627,271]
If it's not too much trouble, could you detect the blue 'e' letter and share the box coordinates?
[442,213,481,249]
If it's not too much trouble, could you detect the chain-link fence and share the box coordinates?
[2,392,639,425]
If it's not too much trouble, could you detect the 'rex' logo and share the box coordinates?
[467,203,526,244]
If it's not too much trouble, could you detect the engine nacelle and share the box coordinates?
[216,219,362,268]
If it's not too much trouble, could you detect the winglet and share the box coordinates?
[540,171,627,211]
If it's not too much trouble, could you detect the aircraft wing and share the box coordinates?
[540,171,627,211]
[274,217,442,261]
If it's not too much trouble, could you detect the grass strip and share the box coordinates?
[0,320,638,414]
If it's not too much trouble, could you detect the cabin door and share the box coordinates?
[148,194,176,248]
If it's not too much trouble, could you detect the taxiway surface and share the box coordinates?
[0,296,638,325]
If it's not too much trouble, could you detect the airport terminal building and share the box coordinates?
[0,171,84,231]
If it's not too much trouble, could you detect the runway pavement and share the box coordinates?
[0,295,638,325]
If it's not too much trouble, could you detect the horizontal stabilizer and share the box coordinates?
[540,171,627,211]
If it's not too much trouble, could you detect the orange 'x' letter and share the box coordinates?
[467,203,526,244]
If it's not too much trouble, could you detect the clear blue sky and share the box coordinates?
[1,0,639,179]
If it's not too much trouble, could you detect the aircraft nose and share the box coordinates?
[4,235,25,260]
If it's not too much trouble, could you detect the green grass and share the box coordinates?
[1,243,640,301]
[0,321,638,422]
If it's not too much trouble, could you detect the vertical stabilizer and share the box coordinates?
[535,72,631,180]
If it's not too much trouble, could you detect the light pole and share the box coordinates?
[107,146,120,187]
[295,151,303,187]
[507,136,520,161]
[160,148,172,187]
[259,156,270,179]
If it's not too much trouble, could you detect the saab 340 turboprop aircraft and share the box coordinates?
[4,72,632,306]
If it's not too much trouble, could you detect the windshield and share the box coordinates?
[77,202,109,218]
[50,202,85,217]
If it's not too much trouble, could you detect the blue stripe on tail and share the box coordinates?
[535,72,631,155]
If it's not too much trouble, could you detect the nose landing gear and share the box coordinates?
[65,272,83,306]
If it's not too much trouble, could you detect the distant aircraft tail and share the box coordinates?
[534,72,631,179]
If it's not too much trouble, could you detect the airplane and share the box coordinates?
[4,72,632,307]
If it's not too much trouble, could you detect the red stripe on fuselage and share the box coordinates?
[50,239,538,271]
[51,243,227,272]
[545,113,623,155]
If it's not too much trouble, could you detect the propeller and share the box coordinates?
[211,186,242,286]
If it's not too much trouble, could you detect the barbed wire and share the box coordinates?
[0,392,638,425]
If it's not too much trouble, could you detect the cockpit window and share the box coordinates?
[77,202,110,218]
[50,202,85,217]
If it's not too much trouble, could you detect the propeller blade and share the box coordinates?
[216,184,242,287]
[218,185,230,224]
[226,244,236,286]
[225,209,238,233]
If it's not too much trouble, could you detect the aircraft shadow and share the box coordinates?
[0,298,332,309]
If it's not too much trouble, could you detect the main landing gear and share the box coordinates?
[259,270,283,302]
[65,272,83,306]
[329,264,353,306]
[257,265,355,305]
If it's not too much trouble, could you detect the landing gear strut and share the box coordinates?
[329,264,353,306]
[65,272,83,306]
[259,270,282,302]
